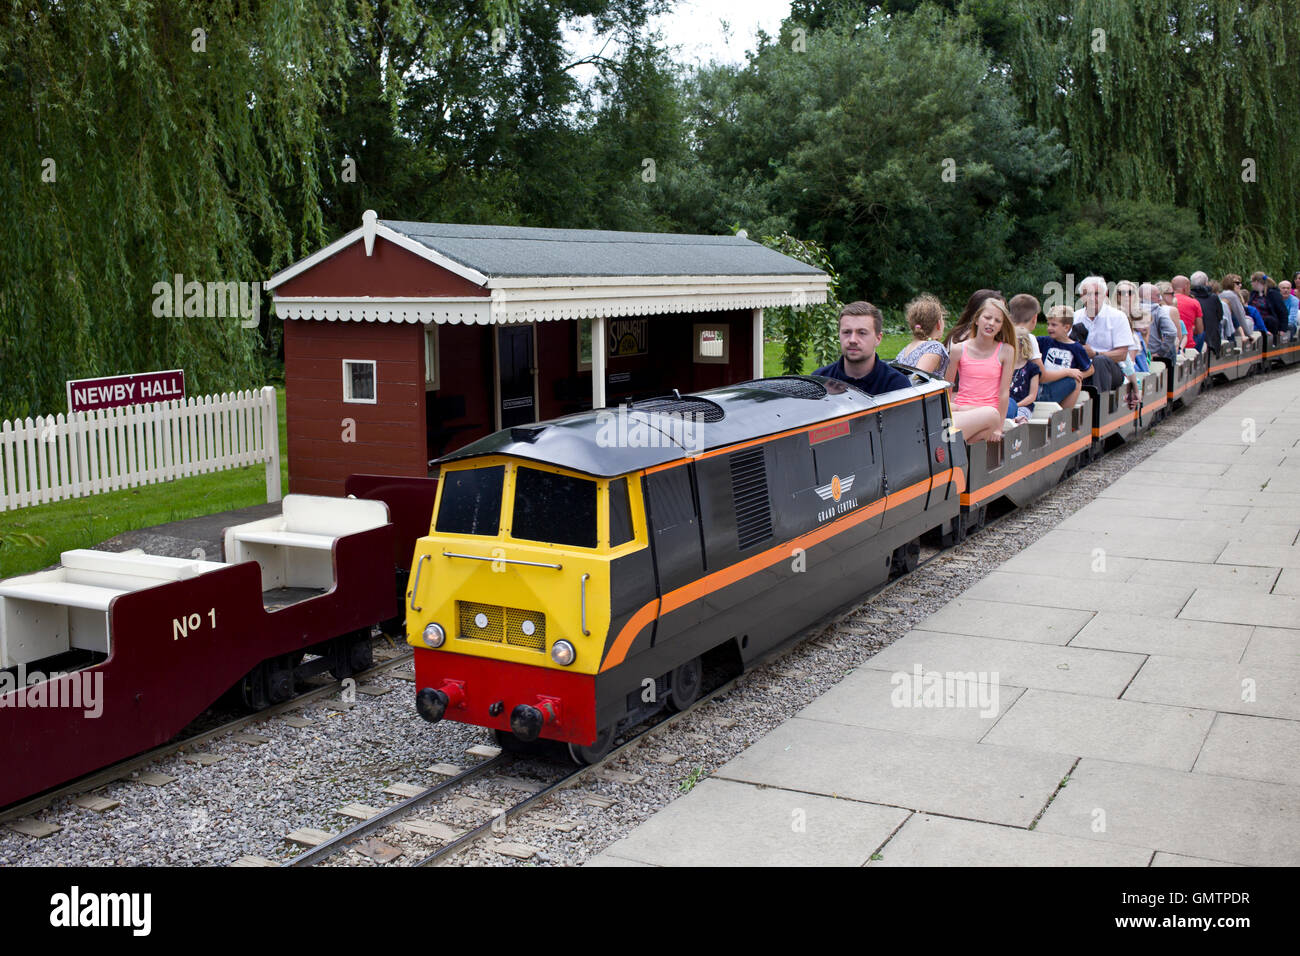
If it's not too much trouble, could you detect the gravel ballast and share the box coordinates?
[2,368,1290,867]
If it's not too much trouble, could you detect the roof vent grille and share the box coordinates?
[629,396,725,423]
[740,376,828,400]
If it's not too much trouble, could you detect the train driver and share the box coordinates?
[814,301,912,394]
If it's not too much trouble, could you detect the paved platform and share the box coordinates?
[94,502,281,561]
[591,375,1300,867]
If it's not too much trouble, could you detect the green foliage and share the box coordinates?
[761,233,843,373]
[1011,0,1300,272]
[668,6,1069,307]
[1049,198,1217,283]
[0,0,361,420]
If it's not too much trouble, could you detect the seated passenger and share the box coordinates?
[895,293,950,375]
[1008,293,1046,376]
[1009,327,1040,421]
[1037,306,1092,409]
[944,296,1016,443]
[814,301,911,394]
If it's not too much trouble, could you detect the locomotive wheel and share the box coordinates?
[666,656,703,712]
[891,539,921,576]
[568,726,615,765]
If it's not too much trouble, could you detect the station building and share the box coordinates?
[266,211,830,495]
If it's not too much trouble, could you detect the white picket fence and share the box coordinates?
[0,386,281,512]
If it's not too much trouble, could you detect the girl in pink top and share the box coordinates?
[944,297,1016,443]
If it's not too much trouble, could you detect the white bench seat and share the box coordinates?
[224,494,389,593]
[230,530,336,551]
[0,581,124,612]
[1029,401,1062,421]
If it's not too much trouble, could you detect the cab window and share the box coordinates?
[609,476,634,547]
[435,466,504,535]
[512,466,597,548]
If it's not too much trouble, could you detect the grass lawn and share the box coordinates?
[763,333,916,376]
[0,387,289,578]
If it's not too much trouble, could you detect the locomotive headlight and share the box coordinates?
[550,640,576,666]
[422,623,446,649]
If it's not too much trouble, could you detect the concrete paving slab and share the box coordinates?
[1123,656,1300,720]
[1217,541,1300,568]
[1271,568,1300,595]
[914,598,1094,646]
[980,689,1214,770]
[797,667,1024,740]
[1180,589,1300,629]
[1069,612,1252,662]
[1193,713,1300,786]
[716,718,1073,828]
[1150,852,1243,867]
[1130,458,1230,475]
[1234,491,1300,511]
[1036,758,1300,866]
[1063,496,1251,523]
[1101,471,1229,491]
[583,854,656,867]
[1134,443,1247,464]
[1027,528,1229,564]
[870,813,1152,867]
[960,571,1194,618]
[1056,512,1227,535]
[995,549,1141,583]
[1129,558,1280,593]
[1240,626,1300,667]
[593,777,910,867]
[864,630,1144,697]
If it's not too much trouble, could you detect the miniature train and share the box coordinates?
[406,331,1300,762]
[2,330,1296,805]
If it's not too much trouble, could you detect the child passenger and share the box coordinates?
[945,296,1016,443]
[1036,305,1092,409]
[1009,327,1040,421]
[895,294,950,375]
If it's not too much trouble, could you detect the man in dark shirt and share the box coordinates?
[813,301,911,394]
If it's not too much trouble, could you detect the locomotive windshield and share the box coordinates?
[511,466,597,548]
[435,465,505,535]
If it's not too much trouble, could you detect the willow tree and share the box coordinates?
[1011,0,1300,271]
[0,0,515,420]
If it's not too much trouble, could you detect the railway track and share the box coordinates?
[7,364,1289,866]
[0,637,413,826]
[285,539,948,868]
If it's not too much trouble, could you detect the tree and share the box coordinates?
[666,6,1068,307]
[1011,0,1300,272]
[0,0,363,418]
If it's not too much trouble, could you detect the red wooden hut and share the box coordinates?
[266,211,830,495]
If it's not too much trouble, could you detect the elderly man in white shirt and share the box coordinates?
[1073,275,1138,364]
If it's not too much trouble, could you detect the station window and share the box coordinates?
[577,318,593,371]
[694,324,729,364]
[512,466,598,549]
[425,326,440,390]
[342,359,377,404]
